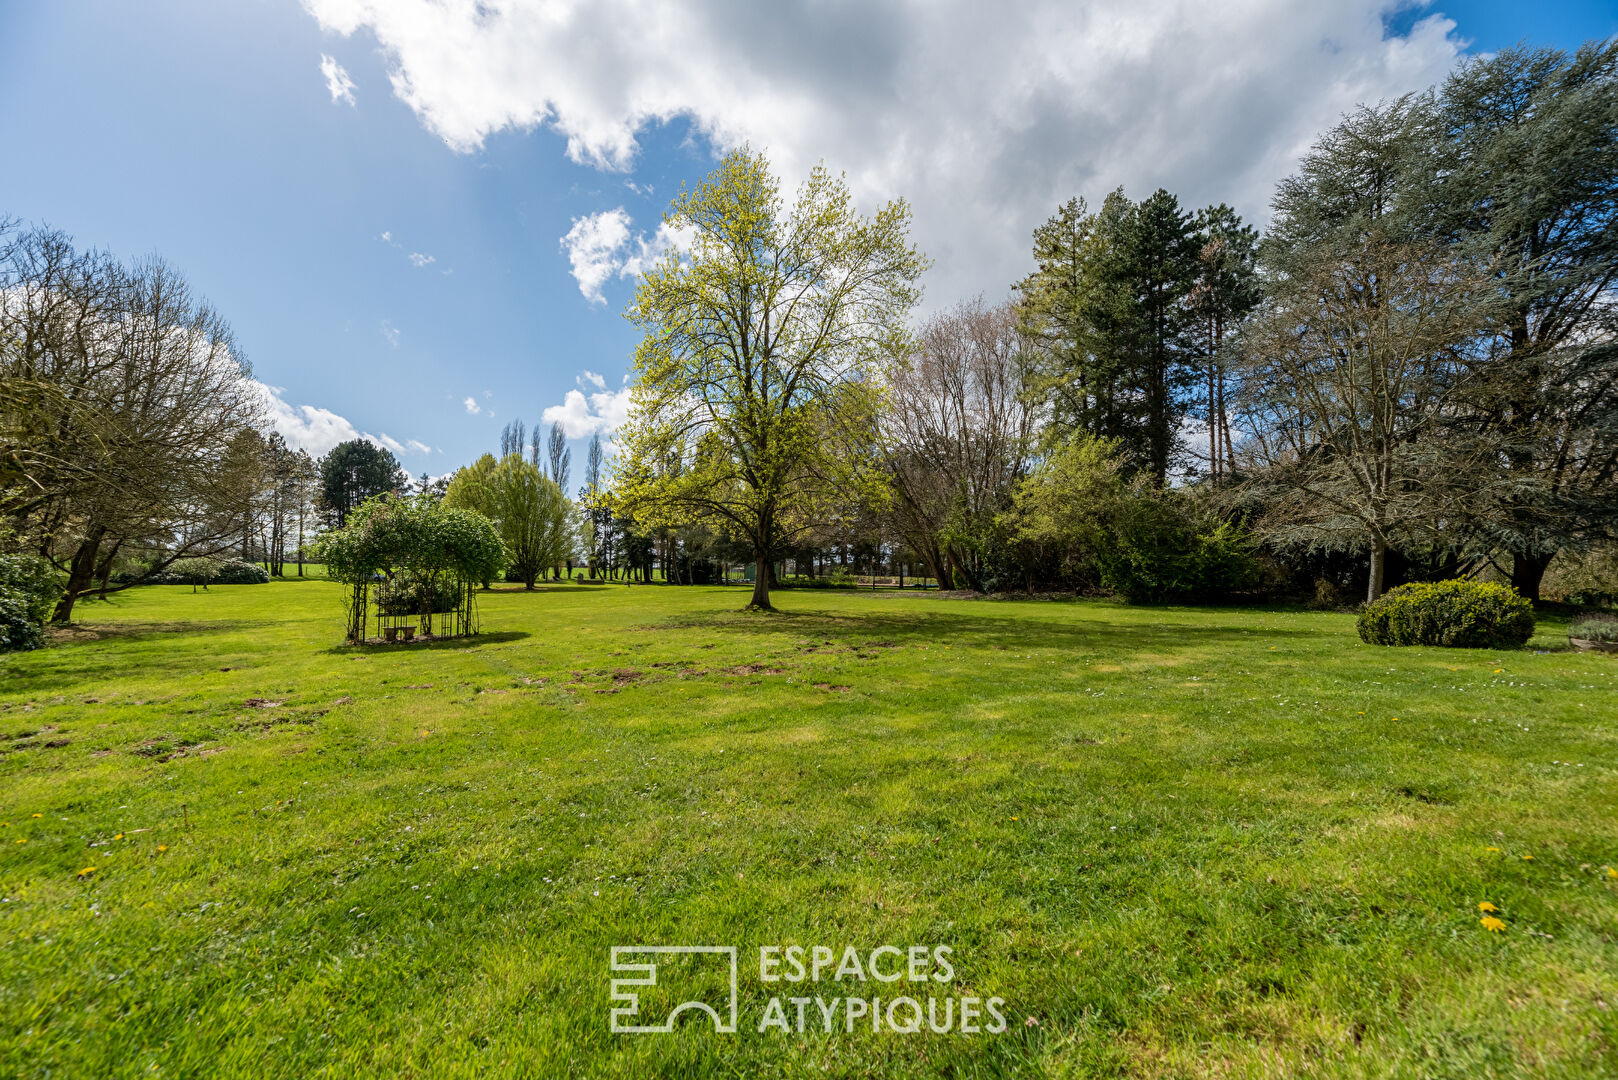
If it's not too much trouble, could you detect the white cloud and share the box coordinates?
[301,1,1466,302]
[253,381,431,457]
[319,54,356,106]
[542,373,631,438]
[408,251,435,267]
[559,207,681,303]
[463,396,481,415]
[380,230,393,242]
[380,319,400,348]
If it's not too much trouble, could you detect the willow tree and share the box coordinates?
[615,147,926,609]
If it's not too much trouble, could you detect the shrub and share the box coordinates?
[1356,580,1534,649]
[148,557,270,586]
[776,574,859,590]
[1569,614,1618,644]
[0,554,63,652]
[1095,497,1262,602]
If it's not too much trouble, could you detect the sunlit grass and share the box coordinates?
[2,581,1615,1077]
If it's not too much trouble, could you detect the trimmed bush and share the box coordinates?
[1356,580,1534,649]
[1569,614,1618,644]
[0,553,63,652]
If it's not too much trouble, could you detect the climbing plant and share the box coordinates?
[312,494,505,643]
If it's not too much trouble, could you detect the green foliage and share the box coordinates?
[446,454,572,588]
[1357,580,1535,649]
[1008,435,1258,600]
[1568,614,1618,644]
[1095,496,1262,602]
[146,557,270,586]
[311,493,506,641]
[0,553,61,652]
[776,573,858,590]
[615,146,925,609]
[318,439,407,527]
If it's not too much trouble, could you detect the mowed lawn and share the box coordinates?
[1,581,1616,1079]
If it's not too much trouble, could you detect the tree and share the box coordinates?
[1017,188,1201,485]
[615,147,925,609]
[1188,205,1260,483]
[547,421,571,493]
[318,439,405,528]
[1237,100,1489,602]
[492,455,572,588]
[1437,41,1618,599]
[880,297,1040,590]
[499,419,527,459]
[1,229,265,622]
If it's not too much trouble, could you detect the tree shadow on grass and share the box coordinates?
[650,604,1325,654]
[321,630,532,656]
[44,620,262,644]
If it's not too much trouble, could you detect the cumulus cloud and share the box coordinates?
[253,381,431,457]
[559,208,683,303]
[542,372,631,438]
[408,251,435,267]
[319,54,356,106]
[380,319,401,348]
[463,396,482,415]
[300,1,1465,301]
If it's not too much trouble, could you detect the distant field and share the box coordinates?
[2,581,1615,1078]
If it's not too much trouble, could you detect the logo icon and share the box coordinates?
[609,945,739,1034]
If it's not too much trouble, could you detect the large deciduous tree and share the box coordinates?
[615,147,926,610]
[1,226,264,622]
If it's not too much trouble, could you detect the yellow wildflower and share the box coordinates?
[14,839,25,844]
[1607,867,1618,880]
[77,866,95,878]
[1521,855,1534,861]
[1478,901,1498,913]
[1485,846,1500,853]
[31,813,42,818]
[157,845,168,852]
[1480,916,1505,932]
[113,833,123,841]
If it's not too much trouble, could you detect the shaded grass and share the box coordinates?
[1,581,1615,1078]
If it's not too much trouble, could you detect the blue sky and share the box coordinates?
[2,1,1614,479]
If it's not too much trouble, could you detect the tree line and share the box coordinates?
[611,42,1618,609]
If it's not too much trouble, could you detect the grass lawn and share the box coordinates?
[2,581,1616,1078]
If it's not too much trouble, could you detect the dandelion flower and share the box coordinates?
[1478,901,1498,912]
[1607,867,1618,880]
[157,845,168,852]
[1485,846,1500,853]
[1010,816,1019,821]
[77,866,95,878]
[113,833,123,841]
[14,839,25,845]
[1493,668,1503,674]
[1521,855,1534,861]
[31,813,42,819]
[1480,916,1505,932]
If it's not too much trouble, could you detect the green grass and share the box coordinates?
[2,581,1616,1078]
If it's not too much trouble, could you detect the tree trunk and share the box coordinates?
[749,555,772,610]
[52,525,107,624]
[1511,551,1553,603]
[1366,538,1387,604]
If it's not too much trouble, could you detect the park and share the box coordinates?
[4,6,1618,1078]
